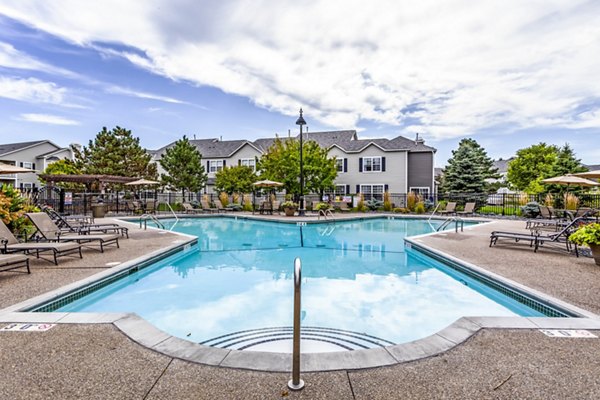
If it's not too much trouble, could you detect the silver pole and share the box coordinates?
[288,257,305,391]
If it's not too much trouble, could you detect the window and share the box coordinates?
[335,185,346,196]
[410,187,430,198]
[336,158,344,172]
[360,184,384,201]
[22,162,32,169]
[209,160,224,173]
[239,158,256,171]
[362,157,382,172]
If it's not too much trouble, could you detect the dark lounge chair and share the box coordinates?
[44,207,129,238]
[0,221,82,265]
[26,212,120,253]
[456,202,476,216]
[438,202,457,216]
[0,253,30,274]
[490,217,584,255]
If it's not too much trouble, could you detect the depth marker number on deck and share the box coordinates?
[1,323,56,332]
[540,329,597,338]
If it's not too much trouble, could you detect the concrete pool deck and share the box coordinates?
[1,213,600,398]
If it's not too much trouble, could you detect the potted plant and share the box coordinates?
[569,223,600,266]
[281,201,298,217]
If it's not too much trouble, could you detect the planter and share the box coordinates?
[284,207,296,217]
[590,244,600,266]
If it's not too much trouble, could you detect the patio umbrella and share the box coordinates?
[253,179,284,188]
[0,163,35,174]
[574,170,600,180]
[125,178,161,186]
[541,174,599,188]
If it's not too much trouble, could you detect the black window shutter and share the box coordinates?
[384,184,389,192]
[206,160,210,170]
[223,160,226,167]
[359,158,363,172]
[382,157,386,172]
[32,183,36,189]
[345,184,350,194]
[356,185,360,193]
[20,162,23,167]
[344,158,348,172]
[32,163,36,170]
[238,159,241,166]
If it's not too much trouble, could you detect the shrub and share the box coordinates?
[518,192,529,206]
[281,200,298,209]
[544,193,554,207]
[243,194,253,212]
[356,193,366,212]
[520,202,540,219]
[393,207,409,213]
[564,193,579,210]
[232,192,240,204]
[365,199,383,211]
[414,201,426,214]
[218,192,229,207]
[383,191,392,212]
[315,202,331,211]
[0,184,38,234]
[407,192,419,211]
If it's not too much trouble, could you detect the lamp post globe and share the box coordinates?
[295,108,307,216]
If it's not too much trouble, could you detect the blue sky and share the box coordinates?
[0,1,599,167]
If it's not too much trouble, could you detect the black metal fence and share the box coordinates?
[29,187,600,217]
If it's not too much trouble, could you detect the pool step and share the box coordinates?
[199,326,395,351]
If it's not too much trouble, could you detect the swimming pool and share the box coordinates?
[50,217,554,353]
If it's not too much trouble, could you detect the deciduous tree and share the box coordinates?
[214,165,257,195]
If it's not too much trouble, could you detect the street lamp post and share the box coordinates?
[296,108,306,216]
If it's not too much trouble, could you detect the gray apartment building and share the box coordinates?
[151,130,436,199]
[0,140,74,189]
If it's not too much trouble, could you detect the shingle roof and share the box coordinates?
[493,158,514,174]
[0,140,48,156]
[151,138,258,159]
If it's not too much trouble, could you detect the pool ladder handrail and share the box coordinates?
[139,214,165,230]
[437,216,464,233]
[288,257,304,391]
[318,209,334,220]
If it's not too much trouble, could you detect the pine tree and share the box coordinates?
[159,136,207,196]
[442,138,498,193]
[76,126,156,179]
[553,144,588,176]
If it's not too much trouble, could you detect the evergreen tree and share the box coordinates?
[159,136,207,196]
[442,138,498,193]
[552,144,588,177]
[257,137,337,198]
[214,165,257,195]
[76,126,157,179]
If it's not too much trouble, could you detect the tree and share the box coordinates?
[257,137,337,198]
[39,158,84,190]
[442,138,498,193]
[506,143,587,194]
[159,136,207,196]
[214,165,257,195]
[75,126,157,179]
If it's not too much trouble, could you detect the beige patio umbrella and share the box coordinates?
[574,170,600,179]
[253,179,284,188]
[125,178,161,186]
[541,174,599,187]
[0,162,35,174]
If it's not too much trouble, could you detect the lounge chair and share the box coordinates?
[438,202,457,215]
[259,200,273,215]
[0,221,82,265]
[182,202,203,214]
[271,200,281,214]
[26,212,120,253]
[214,199,229,212]
[490,217,583,255]
[201,200,218,213]
[44,207,129,238]
[144,200,156,214]
[456,202,476,216]
[0,253,30,274]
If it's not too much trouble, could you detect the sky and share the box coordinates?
[0,1,599,167]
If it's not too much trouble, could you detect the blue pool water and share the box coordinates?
[57,217,545,352]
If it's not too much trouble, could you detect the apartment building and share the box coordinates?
[0,140,73,189]
[150,130,436,199]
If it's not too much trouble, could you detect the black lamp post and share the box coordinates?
[296,108,306,216]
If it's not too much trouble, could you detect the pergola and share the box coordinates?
[38,174,139,187]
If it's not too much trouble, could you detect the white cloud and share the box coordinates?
[0,75,67,104]
[18,113,79,125]
[0,41,80,79]
[106,85,187,104]
[1,0,599,138]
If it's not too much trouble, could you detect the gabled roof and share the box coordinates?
[151,138,260,159]
[493,158,515,174]
[0,140,51,157]
[36,148,72,159]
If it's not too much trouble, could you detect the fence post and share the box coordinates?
[502,193,506,216]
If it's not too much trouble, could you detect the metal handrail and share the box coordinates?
[437,216,464,233]
[318,209,334,220]
[158,201,179,222]
[288,257,305,391]
[139,214,165,230]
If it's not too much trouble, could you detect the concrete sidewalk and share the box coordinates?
[1,215,600,399]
